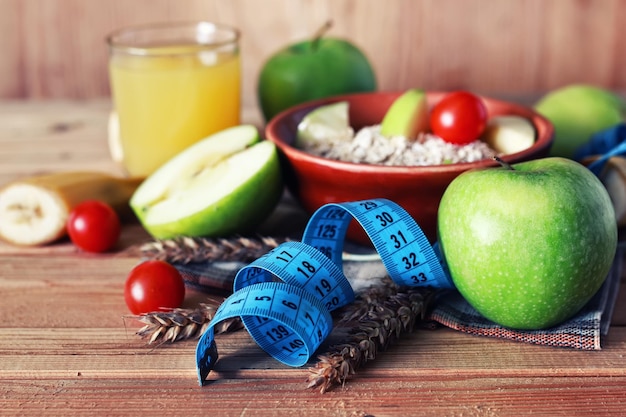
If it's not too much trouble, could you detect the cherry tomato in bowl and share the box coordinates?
[124,260,185,315]
[430,91,488,145]
[67,200,121,253]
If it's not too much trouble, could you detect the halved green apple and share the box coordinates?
[130,125,284,239]
[380,88,429,140]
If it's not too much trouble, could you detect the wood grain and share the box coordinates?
[1,0,625,111]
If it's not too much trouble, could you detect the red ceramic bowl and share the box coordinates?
[265,91,554,245]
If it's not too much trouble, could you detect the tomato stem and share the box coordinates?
[312,20,333,51]
[493,156,515,170]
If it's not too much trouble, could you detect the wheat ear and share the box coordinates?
[138,235,290,264]
[307,279,437,393]
[132,300,243,345]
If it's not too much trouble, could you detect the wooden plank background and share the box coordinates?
[0,0,625,112]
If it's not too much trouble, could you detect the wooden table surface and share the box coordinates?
[1,100,625,417]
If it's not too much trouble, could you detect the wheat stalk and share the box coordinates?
[132,298,243,345]
[138,235,290,264]
[306,279,437,393]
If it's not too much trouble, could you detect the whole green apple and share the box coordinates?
[257,23,376,122]
[437,157,617,330]
[534,84,626,159]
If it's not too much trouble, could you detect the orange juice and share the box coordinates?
[107,23,241,178]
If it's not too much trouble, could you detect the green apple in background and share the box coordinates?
[534,84,626,159]
[130,125,283,239]
[380,89,429,140]
[437,157,617,330]
[258,21,376,122]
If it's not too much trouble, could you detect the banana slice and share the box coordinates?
[0,172,142,246]
[582,155,626,227]
[108,111,124,165]
[482,115,536,155]
[597,157,626,227]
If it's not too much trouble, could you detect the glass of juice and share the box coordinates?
[107,22,241,178]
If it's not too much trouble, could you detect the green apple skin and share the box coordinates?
[258,37,376,122]
[130,126,284,239]
[380,88,429,140]
[437,157,617,330]
[534,84,626,159]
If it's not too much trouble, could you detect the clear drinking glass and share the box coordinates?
[107,22,241,178]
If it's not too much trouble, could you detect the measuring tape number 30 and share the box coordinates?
[195,198,454,386]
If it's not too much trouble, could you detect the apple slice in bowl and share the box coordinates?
[130,125,284,239]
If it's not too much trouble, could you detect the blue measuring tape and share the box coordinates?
[196,198,454,385]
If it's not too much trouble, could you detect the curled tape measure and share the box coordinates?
[196,198,454,386]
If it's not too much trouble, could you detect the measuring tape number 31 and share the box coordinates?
[195,198,454,386]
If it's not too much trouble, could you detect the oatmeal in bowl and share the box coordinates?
[300,125,497,166]
[265,91,554,245]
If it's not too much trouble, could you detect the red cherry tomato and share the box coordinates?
[430,91,488,145]
[124,260,186,315]
[67,200,121,253]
